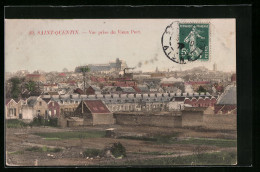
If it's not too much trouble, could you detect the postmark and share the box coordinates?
[162,22,210,64]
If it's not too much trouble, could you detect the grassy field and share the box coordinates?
[25,146,62,153]
[132,151,176,156]
[104,151,237,166]
[118,134,236,148]
[33,131,106,140]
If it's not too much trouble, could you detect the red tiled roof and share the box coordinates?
[133,86,141,93]
[59,73,66,76]
[74,88,84,94]
[185,81,210,85]
[84,100,111,114]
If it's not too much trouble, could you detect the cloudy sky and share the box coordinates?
[5,19,236,73]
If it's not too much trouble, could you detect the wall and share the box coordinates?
[114,113,182,128]
[92,113,115,125]
[203,114,236,130]
[67,120,84,127]
[181,109,204,127]
[21,106,35,121]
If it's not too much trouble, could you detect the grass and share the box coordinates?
[117,136,157,142]
[118,133,236,148]
[174,138,237,147]
[25,146,62,153]
[33,131,106,140]
[6,119,28,128]
[118,132,179,143]
[132,151,175,156]
[83,148,102,158]
[8,150,24,155]
[103,151,237,165]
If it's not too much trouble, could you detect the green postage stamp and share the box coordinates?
[162,22,210,64]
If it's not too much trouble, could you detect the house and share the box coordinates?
[16,98,27,119]
[70,100,114,126]
[85,85,101,95]
[101,86,117,94]
[43,84,58,92]
[116,86,136,94]
[25,74,46,82]
[5,99,18,119]
[133,85,150,93]
[47,99,60,118]
[214,85,237,114]
[21,90,42,99]
[74,88,84,95]
[45,91,60,96]
[26,96,49,118]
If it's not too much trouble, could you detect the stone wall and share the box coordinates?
[203,114,236,130]
[181,108,205,127]
[114,112,182,128]
[92,113,115,125]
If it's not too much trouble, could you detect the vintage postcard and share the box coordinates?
[5,19,236,166]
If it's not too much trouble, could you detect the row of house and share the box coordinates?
[6,91,215,120]
[5,85,237,121]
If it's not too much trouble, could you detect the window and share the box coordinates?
[49,110,51,115]
[39,102,42,106]
[52,102,54,106]
[54,110,56,115]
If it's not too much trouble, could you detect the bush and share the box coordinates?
[29,116,58,127]
[110,142,126,158]
[6,119,28,128]
[83,148,102,158]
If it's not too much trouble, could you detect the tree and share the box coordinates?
[25,80,36,92]
[197,85,207,93]
[10,77,21,98]
[62,68,69,73]
[80,66,90,94]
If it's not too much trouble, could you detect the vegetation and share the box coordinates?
[6,119,28,128]
[132,151,175,156]
[10,77,22,98]
[104,151,237,165]
[6,117,58,128]
[83,148,102,158]
[8,150,24,155]
[118,134,236,148]
[197,85,207,93]
[110,142,126,158]
[34,130,106,140]
[118,136,157,142]
[174,138,237,148]
[30,116,58,127]
[25,80,36,92]
[25,146,62,153]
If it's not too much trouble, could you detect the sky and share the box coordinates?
[5,19,236,73]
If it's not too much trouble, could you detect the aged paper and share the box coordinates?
[5,19,236,166]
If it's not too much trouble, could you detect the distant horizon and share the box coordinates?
[5,19,236,73]
[5,62,235,74]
